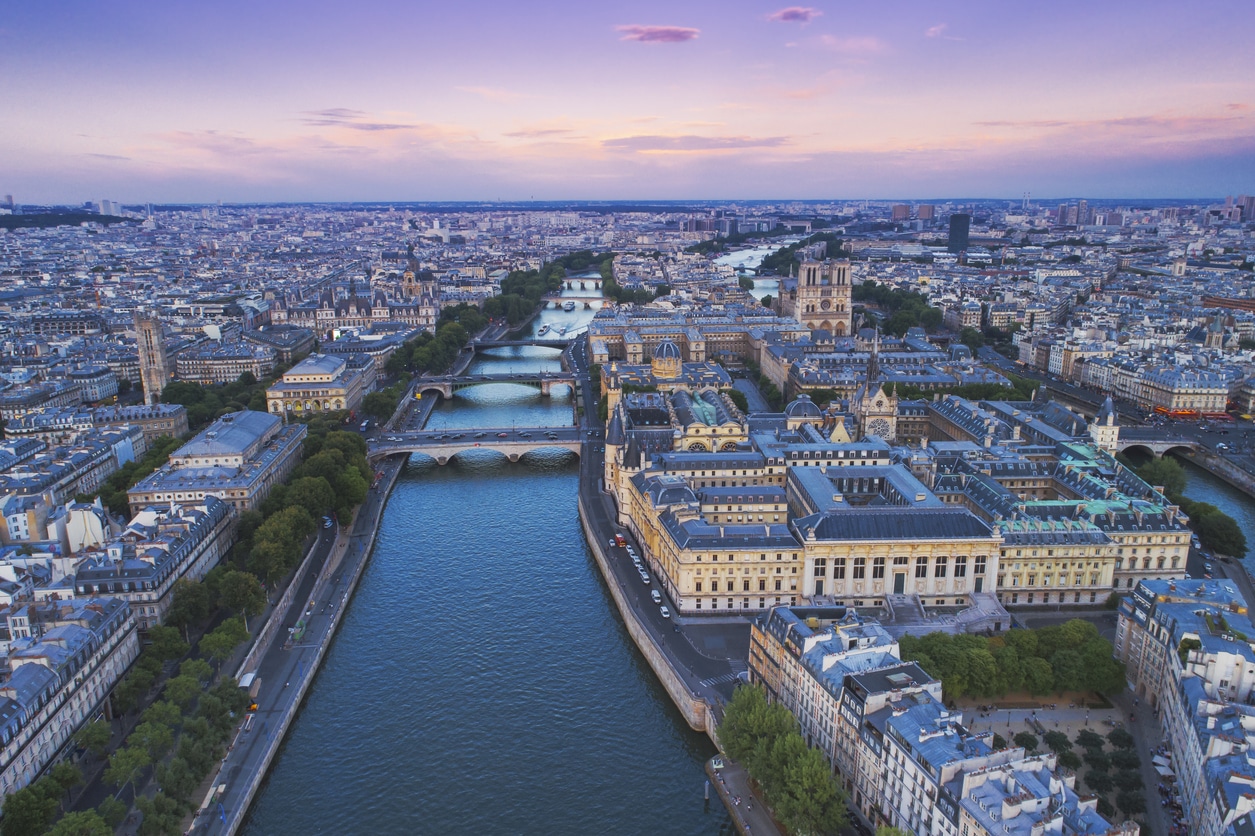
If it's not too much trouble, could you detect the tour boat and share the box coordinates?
[537,324,551,336]
[563,300,576,312]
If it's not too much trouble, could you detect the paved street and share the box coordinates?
[189,454,404,835]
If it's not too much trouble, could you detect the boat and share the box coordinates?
[537,324,551,336]
[557,326,567,336]
[563,300,576,312]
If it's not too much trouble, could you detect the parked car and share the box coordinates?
[660,606,671,619]
[651,590,661,604]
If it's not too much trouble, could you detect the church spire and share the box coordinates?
[866,328,881,384]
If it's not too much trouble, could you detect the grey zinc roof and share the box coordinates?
[176,410,279,458]
[795,508,995,541]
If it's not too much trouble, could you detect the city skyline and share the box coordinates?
[4,0,1254,203]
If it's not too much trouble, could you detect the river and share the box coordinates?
[1179,458,1255,574]
[243,323,727,834]
[713,240,800,299]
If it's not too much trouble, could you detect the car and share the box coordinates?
[608,539,617,549]
[323,518,333,529]
[475,432,487,439]
[651,590,661,603]
[1205,562,1213,572]
[520,431,532,437]
[497,432,509,438]
[660,606,671,619]
[639,571,651,584]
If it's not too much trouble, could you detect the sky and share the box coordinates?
[3,0,1254,203]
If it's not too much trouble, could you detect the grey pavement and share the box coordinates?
[708,757,782,835]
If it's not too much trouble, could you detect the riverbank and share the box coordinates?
[194,452,407,835]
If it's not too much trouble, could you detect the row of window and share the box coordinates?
[813,555,987,580]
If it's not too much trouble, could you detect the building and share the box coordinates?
[241,324,316,363]
[126,411,305,513]
[948,214,971,254]
[174,340,276,385]
[0,598,139,795]
[135,310,171,405]
[265,353,369,417]
[3,404,188,447]
[749,606,1134,835]
[777,259,854,336]
[0,382,83,422]
[65,364,118,403]
[1115,579,1255,836]
[74,498,234,629]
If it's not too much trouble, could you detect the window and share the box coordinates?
[695,582,702,592]
[975,555,986,575]
[955,556,967,577]
[873,557,885,579]
[814,558,827,577]
[834,559,846,579]
[934,557,947,578]
[915,556,928,578]
[853,558,866,580]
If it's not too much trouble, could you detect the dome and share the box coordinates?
[653,339,682,361]
[785,394,823,418]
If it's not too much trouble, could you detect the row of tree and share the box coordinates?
[896,620,1127,700]
[1132,455,1248,558]
[384,304,489,377]
[719,685,849,836]
[757,232,843,276]
[159,365,289,432]
[891,373,1039,404]
[684,226,795,256]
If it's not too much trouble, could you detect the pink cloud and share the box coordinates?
[615,25,700,43]
[603,134,789,152]
[818,34,887,55]
[925,23,947,38]
[769,7,822,24]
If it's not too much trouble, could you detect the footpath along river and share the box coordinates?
[242,344,731,834]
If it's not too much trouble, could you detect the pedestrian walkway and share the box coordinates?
[706,757,782,835]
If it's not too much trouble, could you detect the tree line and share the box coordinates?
[719,685,849,836]
[852,280,944,336]
[1131,455,1247,558]
[896,620,1126,700]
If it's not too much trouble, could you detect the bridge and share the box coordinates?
[541,295,604,308]
[564,278,602,290]
[367,426,583,464]
[474,338,571,349]
[1116,429,1202,457]
[413,371,576,399]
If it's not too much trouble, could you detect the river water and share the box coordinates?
[1179,458,1255,573]
[713,240,799,299]
[243,330,726,834]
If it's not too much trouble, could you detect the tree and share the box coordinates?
[97,797,127,828]
[47,811,112,836]
[1116,790,1146,816]
[143,700,183,729]
[1112,769,1143,792]
[1058,750,1082,770]
[200,616,250,663]
[219,569,266,617]
[1023,657,1055,695]
[163,674,202,710]
[285,476,336,519]
[104,745,150,800]
[761,294,774,308]
[128,720,175,761]
[877,829,912,836]
[960,327,985,351]
[992,733,1008,750]
[1110,748,1140,770]
[1050,649,1086,693]
[180,657,213,683]
[1085,769,1114,794]
[1196,509,1248,558]
[1084,749,1110,772]
[166,579,212,633]
[1135,456,1186,498]
[1013,732,1038,752]
[146,624,189,662]
[75,718,112,757]
[1043,731,1072,753]
[1107,727,1135,749]
[1076,729,1105,750]
[774,744,850,836]
[0,786,58,836]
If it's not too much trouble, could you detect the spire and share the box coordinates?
[866,327,881,384]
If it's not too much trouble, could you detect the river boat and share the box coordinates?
[563,300,576,312]
[537,324,551,336]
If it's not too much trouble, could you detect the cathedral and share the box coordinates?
[777,258,853,336]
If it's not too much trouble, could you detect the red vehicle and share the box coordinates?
[615,534,627,547]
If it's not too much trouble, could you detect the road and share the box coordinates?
[190,453,405,835]
[567,335,752,710]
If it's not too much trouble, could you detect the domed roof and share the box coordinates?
[785,394,823,418]
[653,339,682,361]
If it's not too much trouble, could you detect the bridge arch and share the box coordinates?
[1120,443,1157,460]
[1162,444,1198,459]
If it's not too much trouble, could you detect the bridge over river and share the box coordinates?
[1116,428,1203,457]
[413,370,575,399]
[367,425,584,464]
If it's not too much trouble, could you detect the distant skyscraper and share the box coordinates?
[917,204,935,223]
[135,310,171,404]
[947,213,970,253]
[1077,199,1090,226]
[2,195,13,211]
[891,204,910,221]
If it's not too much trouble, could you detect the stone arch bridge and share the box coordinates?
[413,371,576,400]
[1115,431,1202,458]
[367,426,583,465]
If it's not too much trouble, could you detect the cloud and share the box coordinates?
[925,23,947,38]
[299,109,416,131]
[85,153,131,161]
[504,128,575,138]
[768,7,822,23]
[603,134,789,152]
[615,25,700,43]
[1228,103,1250,112]
[818,34,887,56]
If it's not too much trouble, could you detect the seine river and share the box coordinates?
[1180,458,1255,575]
[244,298,728,833]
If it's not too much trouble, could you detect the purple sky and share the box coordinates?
[4,1,1253,202]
